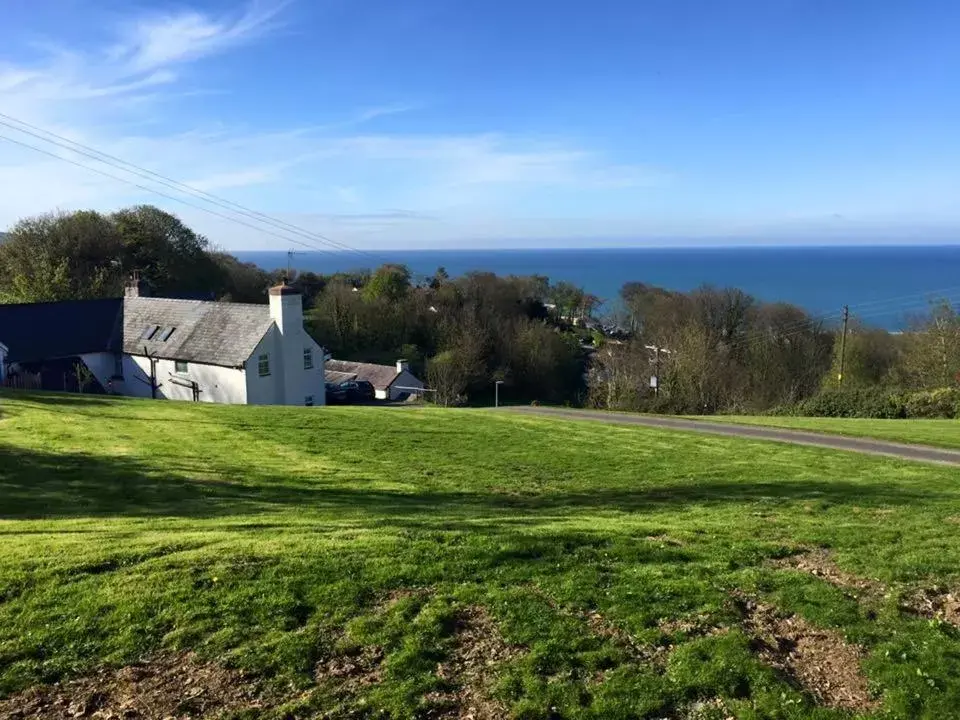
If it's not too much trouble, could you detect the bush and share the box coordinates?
[794,386,906,418]
[902,387,960,419]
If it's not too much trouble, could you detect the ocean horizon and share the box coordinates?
[235,245,960,331]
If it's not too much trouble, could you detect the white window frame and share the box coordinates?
[258,353,270,377]
[303,347,314,370]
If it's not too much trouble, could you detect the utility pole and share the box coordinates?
[644,344,671,396]
[838,305,849,386]
[286,249,301,281]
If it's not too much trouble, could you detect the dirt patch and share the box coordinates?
[424,606,523,720]
[646,534,684,547]
[768,549,883,595]
[584,611,670,666]
[315,644,384,695]
[903,587,960,627]
[735,595,878,712]
[0,653,267,720]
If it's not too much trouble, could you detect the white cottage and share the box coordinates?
[0,280,326,406]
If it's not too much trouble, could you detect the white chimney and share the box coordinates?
[396,359,409,374]
[268,281,304,405]
[268,281,303,336]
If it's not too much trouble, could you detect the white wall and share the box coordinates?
[123,354,247,404]
[387,370,424,400]
[245,329,283,405]
[244,327,326,406]
[79,352,119,392]
[0,343,7,382]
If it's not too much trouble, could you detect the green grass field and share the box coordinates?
[2,392,960,719]
[690,415,960,450]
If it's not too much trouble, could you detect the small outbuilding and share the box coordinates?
[325,359,424,401]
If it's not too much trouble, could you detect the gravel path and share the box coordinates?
[504,406,960,466]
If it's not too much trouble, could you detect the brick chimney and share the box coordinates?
[124,272,147,298]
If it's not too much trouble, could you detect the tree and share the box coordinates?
[901,301,960,388]
[363,264,412,302]
[0,210,123,303]
[427,350,471,407]
[110,205,223,297]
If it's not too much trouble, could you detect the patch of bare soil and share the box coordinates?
[903,587,960,627]
[585,611,670,666]
[0,653,267,720]
[653,697,733,720]
[768,549,882,595]
[424,606,523,720]
[315,644,384,695]
[735,595,878,712]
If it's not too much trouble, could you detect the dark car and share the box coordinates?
[353,380,376,402]
[325,382,347,404]
[335,380,376,403]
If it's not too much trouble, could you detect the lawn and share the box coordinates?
[2,392,960,719]
[689,415,960,450]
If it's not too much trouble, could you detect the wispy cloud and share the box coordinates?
[0,1,670,249]
[112,2,285,74]
[354,103,419,123]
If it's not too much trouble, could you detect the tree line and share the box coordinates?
[2,207,958,415]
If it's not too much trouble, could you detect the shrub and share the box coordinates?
[795,386,905,418]
[902,387,960,419]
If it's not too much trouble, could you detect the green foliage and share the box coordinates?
[5,393,960,715]
[796,386,906,418]
[0,206,227,304]
[363,264,412,302]
[901,388,960,419]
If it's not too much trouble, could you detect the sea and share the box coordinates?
[234,245,960,331]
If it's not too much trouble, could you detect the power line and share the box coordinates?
[0,111,386,264]
[0,131,348,256]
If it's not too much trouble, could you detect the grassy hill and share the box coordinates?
[2,393,960,718]
[690,415,960,450]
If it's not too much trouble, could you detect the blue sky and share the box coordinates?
[0,0,958,249]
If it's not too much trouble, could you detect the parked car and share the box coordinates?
[353,380,376,402]
[335,380,376,403]
[325,382,347,404]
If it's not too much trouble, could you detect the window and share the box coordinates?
[175,361,188,373]
[160,327,176,342]
[258,353,270,377]
[304,395,314,407]
[303,348,313,370]
[140,325,160,340]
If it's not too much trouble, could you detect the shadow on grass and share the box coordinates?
[1,443,954,522]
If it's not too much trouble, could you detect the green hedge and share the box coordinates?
[784,386,960,419]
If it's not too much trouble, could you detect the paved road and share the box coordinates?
[504,406,960,466]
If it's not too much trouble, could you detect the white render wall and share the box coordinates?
[386,369,424,400]
[243,328,326,406]
[123,354,248,404]
[244,329,283,405]
[0,343,7,382]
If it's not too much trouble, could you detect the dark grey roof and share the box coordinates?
[325,359,400,390]
[0,298,122,364]
[123,297,275,367]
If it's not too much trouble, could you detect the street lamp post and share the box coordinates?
[495,380,504,408]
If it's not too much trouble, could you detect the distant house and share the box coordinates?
[325,359,424,401]
[0,279,326,406]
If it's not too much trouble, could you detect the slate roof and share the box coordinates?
[325,359,401,390]
[123,297,275,367]
[0,298,123,364]
[0,296,280,368]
